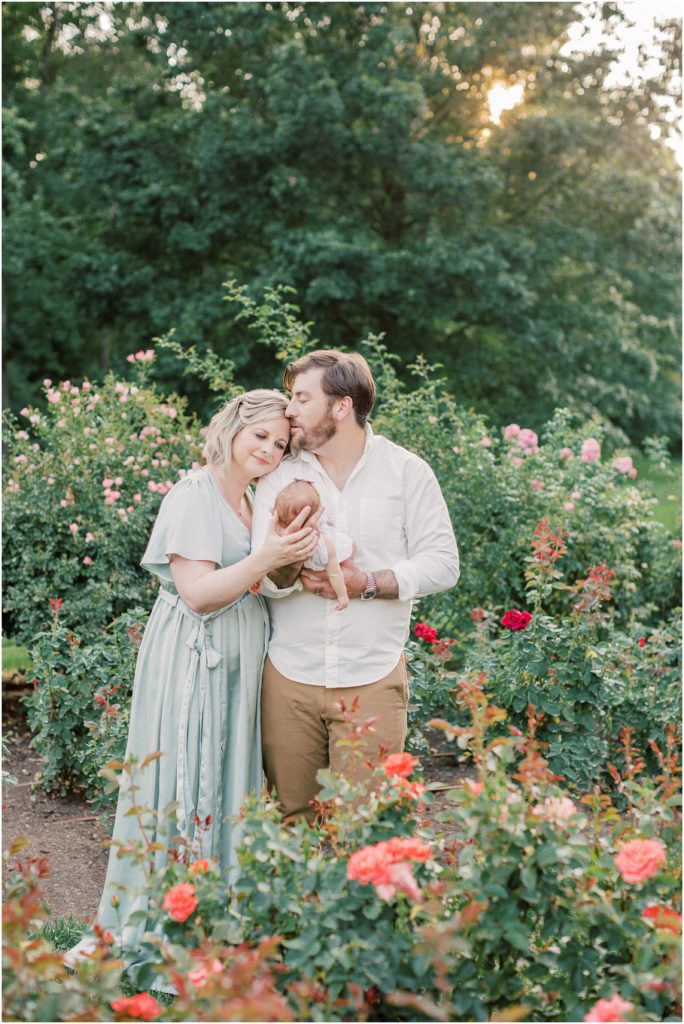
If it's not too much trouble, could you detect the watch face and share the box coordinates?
[361,588,377,601]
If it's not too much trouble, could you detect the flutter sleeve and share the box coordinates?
[140,472,223,583]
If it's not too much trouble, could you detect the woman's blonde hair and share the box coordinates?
[202,389,289,467]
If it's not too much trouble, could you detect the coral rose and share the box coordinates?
[375,860,422,902]
[111,993,162,1020]
[162,881,198,922]
[347,836,431,902]
[614,838,666,883]
[641,905,682,934]
[383,753,420,779]
[501,609,532,631]
[583,993,633,1022]
[384,836,431,861]
[188,858,211,876]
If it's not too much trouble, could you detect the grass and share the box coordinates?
[2,638,31,674]
[39,915,87,951]
[635,455,682,534]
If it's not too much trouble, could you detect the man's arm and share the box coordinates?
[391,456,459,601]
[301,457,458,602]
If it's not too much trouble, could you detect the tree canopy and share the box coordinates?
[3,2,681,443]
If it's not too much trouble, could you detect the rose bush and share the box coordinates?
[3,683,680,1022]
[3,359,204,644]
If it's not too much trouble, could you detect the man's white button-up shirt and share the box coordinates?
[252,427,459,687]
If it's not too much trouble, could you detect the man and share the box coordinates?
[252,349,459,819]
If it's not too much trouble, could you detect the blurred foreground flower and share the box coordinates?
[614,838,666,883]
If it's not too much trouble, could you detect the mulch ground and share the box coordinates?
[2,675,469,924]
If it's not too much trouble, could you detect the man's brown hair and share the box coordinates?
[283,350,376,428]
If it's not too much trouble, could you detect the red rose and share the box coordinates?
[162,881,198,922]
[415,623,439,643]
[469,607,486,623]
[111,993,162,1021]
[638,637,647,648]
[501,609,532,631]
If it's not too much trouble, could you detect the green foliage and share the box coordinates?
[2,362,203,643]
[3,687,680,1022]
[2,638,30,674]
[3,288,680,805]
[22,611,147,805]
[3,3,680,442]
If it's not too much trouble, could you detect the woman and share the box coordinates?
[66,389,318,965]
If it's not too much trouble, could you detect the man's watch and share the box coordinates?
[360,572,378,601]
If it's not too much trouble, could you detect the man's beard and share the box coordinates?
[290,409,337,455]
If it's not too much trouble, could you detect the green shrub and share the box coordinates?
[3,688,680,1022]
[22,610,147,805]
[458,517,681,789]
[2,359,203,644]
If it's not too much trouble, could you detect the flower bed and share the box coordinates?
[3,680,680,1022]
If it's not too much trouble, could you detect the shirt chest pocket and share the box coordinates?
[359,498,405,559]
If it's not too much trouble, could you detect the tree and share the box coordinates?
[3,2,680,442]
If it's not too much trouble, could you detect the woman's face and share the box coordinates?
[231,416,290,478]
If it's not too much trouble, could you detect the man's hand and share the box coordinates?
[300,559,367,599]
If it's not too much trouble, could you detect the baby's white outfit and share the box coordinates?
[305,520,354,571]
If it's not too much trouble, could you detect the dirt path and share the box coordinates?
[3,687,466,924]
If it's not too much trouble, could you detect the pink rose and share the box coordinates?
[584,994,634,1022]
[511,456,523,468]
[480,436,492,448]
[613,456,637,478]
[559,446,573,460]
[571,490,581,499]
[581,438,601,462]
[614,838,666,883]
[533,796,577,826]
[517,427,538,454]
[83,556,93,566]
[69,523,79,535]
[530,479,543,492]
[564,501,575,511]
[503,423,520,439]
[85,532,95,542]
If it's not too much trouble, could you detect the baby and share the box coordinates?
[275,480,353,611]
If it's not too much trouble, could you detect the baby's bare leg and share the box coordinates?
[324,534,349,610]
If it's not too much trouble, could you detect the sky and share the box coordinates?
[489,1,681,161]
[563,0,682,86]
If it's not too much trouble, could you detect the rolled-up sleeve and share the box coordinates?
[390,458,459,602]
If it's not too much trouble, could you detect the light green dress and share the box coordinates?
[92,467,269,948]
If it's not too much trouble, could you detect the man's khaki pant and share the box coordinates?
[261,655,409,820]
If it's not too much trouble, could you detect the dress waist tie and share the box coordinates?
[157,586,250,850]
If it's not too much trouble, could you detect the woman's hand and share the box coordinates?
[257,508,319,570]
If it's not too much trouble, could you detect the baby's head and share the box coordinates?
[275,479,321,527]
